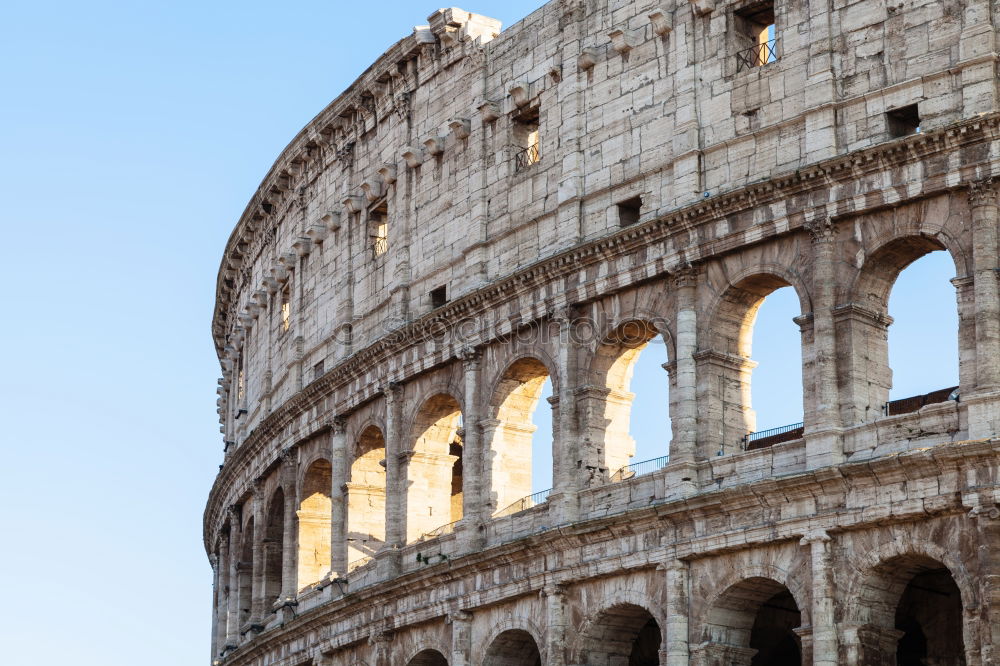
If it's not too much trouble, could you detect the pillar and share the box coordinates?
[209,553,220,660]
[449,610,473,666]
[214,536,230,654]
[672,267,699,464]
[551,307,579,523]
[542,584,567,666]
[378,382,404,577]
[459,348,484,529]
[967,179,1000,438]
[250,481,266,627]
[329,417,348,577]
[801,529,838,665]
[278,449,298,605]
[805,219,844,469]
[972,503,1000,663]
[225,506,241,648]
[664,560,690,666]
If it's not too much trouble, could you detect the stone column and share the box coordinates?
[672,267,699,464]
[459,348,484,530]
[551,308,579,523]
[967,180,1000,438]
[805,219,844,469]
[214,536,230,655]
[449,610,473,666]
[329,417,348,577]
[664,560,690,666]
[542,584,567,666]
[801,529,838,665]
[370,630,393,666]
[279,449,299,605]
[225,506,241,648]
[209,553,220,660]
[972,503,1000,664]
[378,383,404,577]
[250,481,266,627]
[833,303,893,425]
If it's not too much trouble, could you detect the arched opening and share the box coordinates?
[406,649,448,666]
[586,320,671,483]
[347,425,387,565]
[578,604,663,666]
[706,276,804,455]
[296,459,331,589]
[483,629,543,666]
[487,357,553,515]
[406,394,463,541]
[702,577,802,666]
[886,251,959,411]
[262,487,284,610]
[853,554,965,665]
[846,237,960,424]
[576,603,662,665]
[237,516,253,627]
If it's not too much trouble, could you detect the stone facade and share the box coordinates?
[204,1,1000,664]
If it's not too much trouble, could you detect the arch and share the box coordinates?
[843,234,964,424]
[704,270,809,455]
[347,424,386,565]
[405,392,463,542]
[482,627,543,666]
[237,515,254,626]
[583,319,671,481]
[573,601,663,666]
[262,487,285,609]
[700,576,803,666]
[847,546,973,665]
[297,458,331,589]
[406,648,449,666]
[485,355,554,514]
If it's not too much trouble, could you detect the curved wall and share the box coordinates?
[206,2,1000,665]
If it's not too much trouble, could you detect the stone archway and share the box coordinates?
[848,553,967,665]
[698,577,803,666]
[406,648,448,665]
[297,458,331,589]
[405,393,463,541]
[575,602,663,666]
[347,425,386,565]
[483,628,543,666]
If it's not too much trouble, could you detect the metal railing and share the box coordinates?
[883,386,959,417]
[347,555,373,572]
[610,455,670,482]
[514,143,540,172]
[370,235,388,260]
[421,519,459,540]
[736,39,778,72]
[495,487,551,518]
[741,421,804,451]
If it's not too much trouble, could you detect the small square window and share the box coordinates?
[617,196,643,227]
[735,2,777,72]
[513,107,540,172]
[430,285,448,309]
[887,104,921,138]
[313,360,324,380]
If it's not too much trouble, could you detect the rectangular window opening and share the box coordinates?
[617,196,643,227]
[513,107,540,172]
[735,2,777,72]
[369,200,389,259]
[313,360,325,381]
[887,104,921,138]
[280,286,291,332]
[430,285,448,309]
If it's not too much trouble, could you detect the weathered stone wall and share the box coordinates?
[205,1,1000,665]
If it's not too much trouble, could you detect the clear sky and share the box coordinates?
[0,2,957,664]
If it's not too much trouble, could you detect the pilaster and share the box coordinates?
[800,529,837,665]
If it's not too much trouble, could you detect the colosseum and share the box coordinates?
[204,1,1000,664]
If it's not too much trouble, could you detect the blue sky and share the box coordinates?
[0,2,957,664]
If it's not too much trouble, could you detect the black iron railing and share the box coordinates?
[495,487,551,518]
[514,143,540,172]
[883,386,959,417]
[736,39,778,72]
[741,421,804,451]
[610,455,670,482]
[370,235,387,260]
